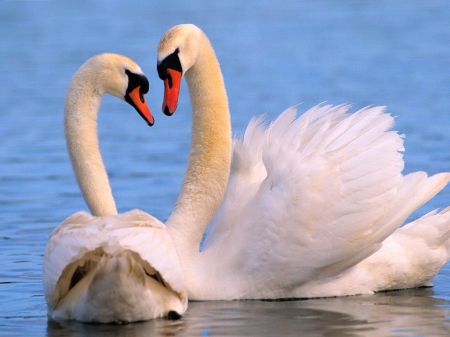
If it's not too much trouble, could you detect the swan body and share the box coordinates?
[43,54,187,322]
[44,210,187,322]
[156,24,450,300]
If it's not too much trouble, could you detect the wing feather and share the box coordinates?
[205,104,450,289]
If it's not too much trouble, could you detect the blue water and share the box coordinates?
[1,1,450,336]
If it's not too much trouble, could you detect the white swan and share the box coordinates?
[43,53,187,323]
[156,24,450,300]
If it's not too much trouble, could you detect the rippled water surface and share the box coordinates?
[1,1,450,336]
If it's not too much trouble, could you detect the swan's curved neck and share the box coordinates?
[166,34,232,262]
[64,70,118,216]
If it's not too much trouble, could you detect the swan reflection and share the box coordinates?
[47,288,450,337]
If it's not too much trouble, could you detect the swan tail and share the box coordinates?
[352,205,450,292]
[404,206,450,247]
[367,172,450,243]
[316,171,450,279]
[292,205,450,297]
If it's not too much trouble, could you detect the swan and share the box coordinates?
[43,53,187,323]
[156,24,450,300]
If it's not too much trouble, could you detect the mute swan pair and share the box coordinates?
[43,54,187,323]
[157,24,450,300]
[44,25,450,323]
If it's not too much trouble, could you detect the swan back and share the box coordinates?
[43,210,187,322]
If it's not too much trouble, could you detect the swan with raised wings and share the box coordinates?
[43,53,187,323]
[156,24,450,300]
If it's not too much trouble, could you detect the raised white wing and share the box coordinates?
[204,105,450,292]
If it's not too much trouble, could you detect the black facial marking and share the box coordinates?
[123,70,153,126]
[157,48,182,80]
[167,311,182,320]
[168,72,173,88]
[125,69,149,96]
[124,69,149,115]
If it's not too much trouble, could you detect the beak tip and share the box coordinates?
[163,106,173,116]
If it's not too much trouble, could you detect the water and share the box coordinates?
[1,0,450,335]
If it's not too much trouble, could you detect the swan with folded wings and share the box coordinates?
[43,53,187,323]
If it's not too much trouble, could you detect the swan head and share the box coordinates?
[76,53,155,126]
[157,24,203,115]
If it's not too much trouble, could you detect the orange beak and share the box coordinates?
[128,86,154,126]
[162,69,182,116]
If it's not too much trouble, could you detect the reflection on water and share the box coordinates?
[46,289,450,337]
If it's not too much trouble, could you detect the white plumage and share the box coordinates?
[203,105,450,299]
[157,24,450,300]
[43,54,187,323]
[44,210,187,322]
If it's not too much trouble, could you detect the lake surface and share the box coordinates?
[1,1,450,336]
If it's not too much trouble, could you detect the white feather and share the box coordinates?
[160,24,450,301]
